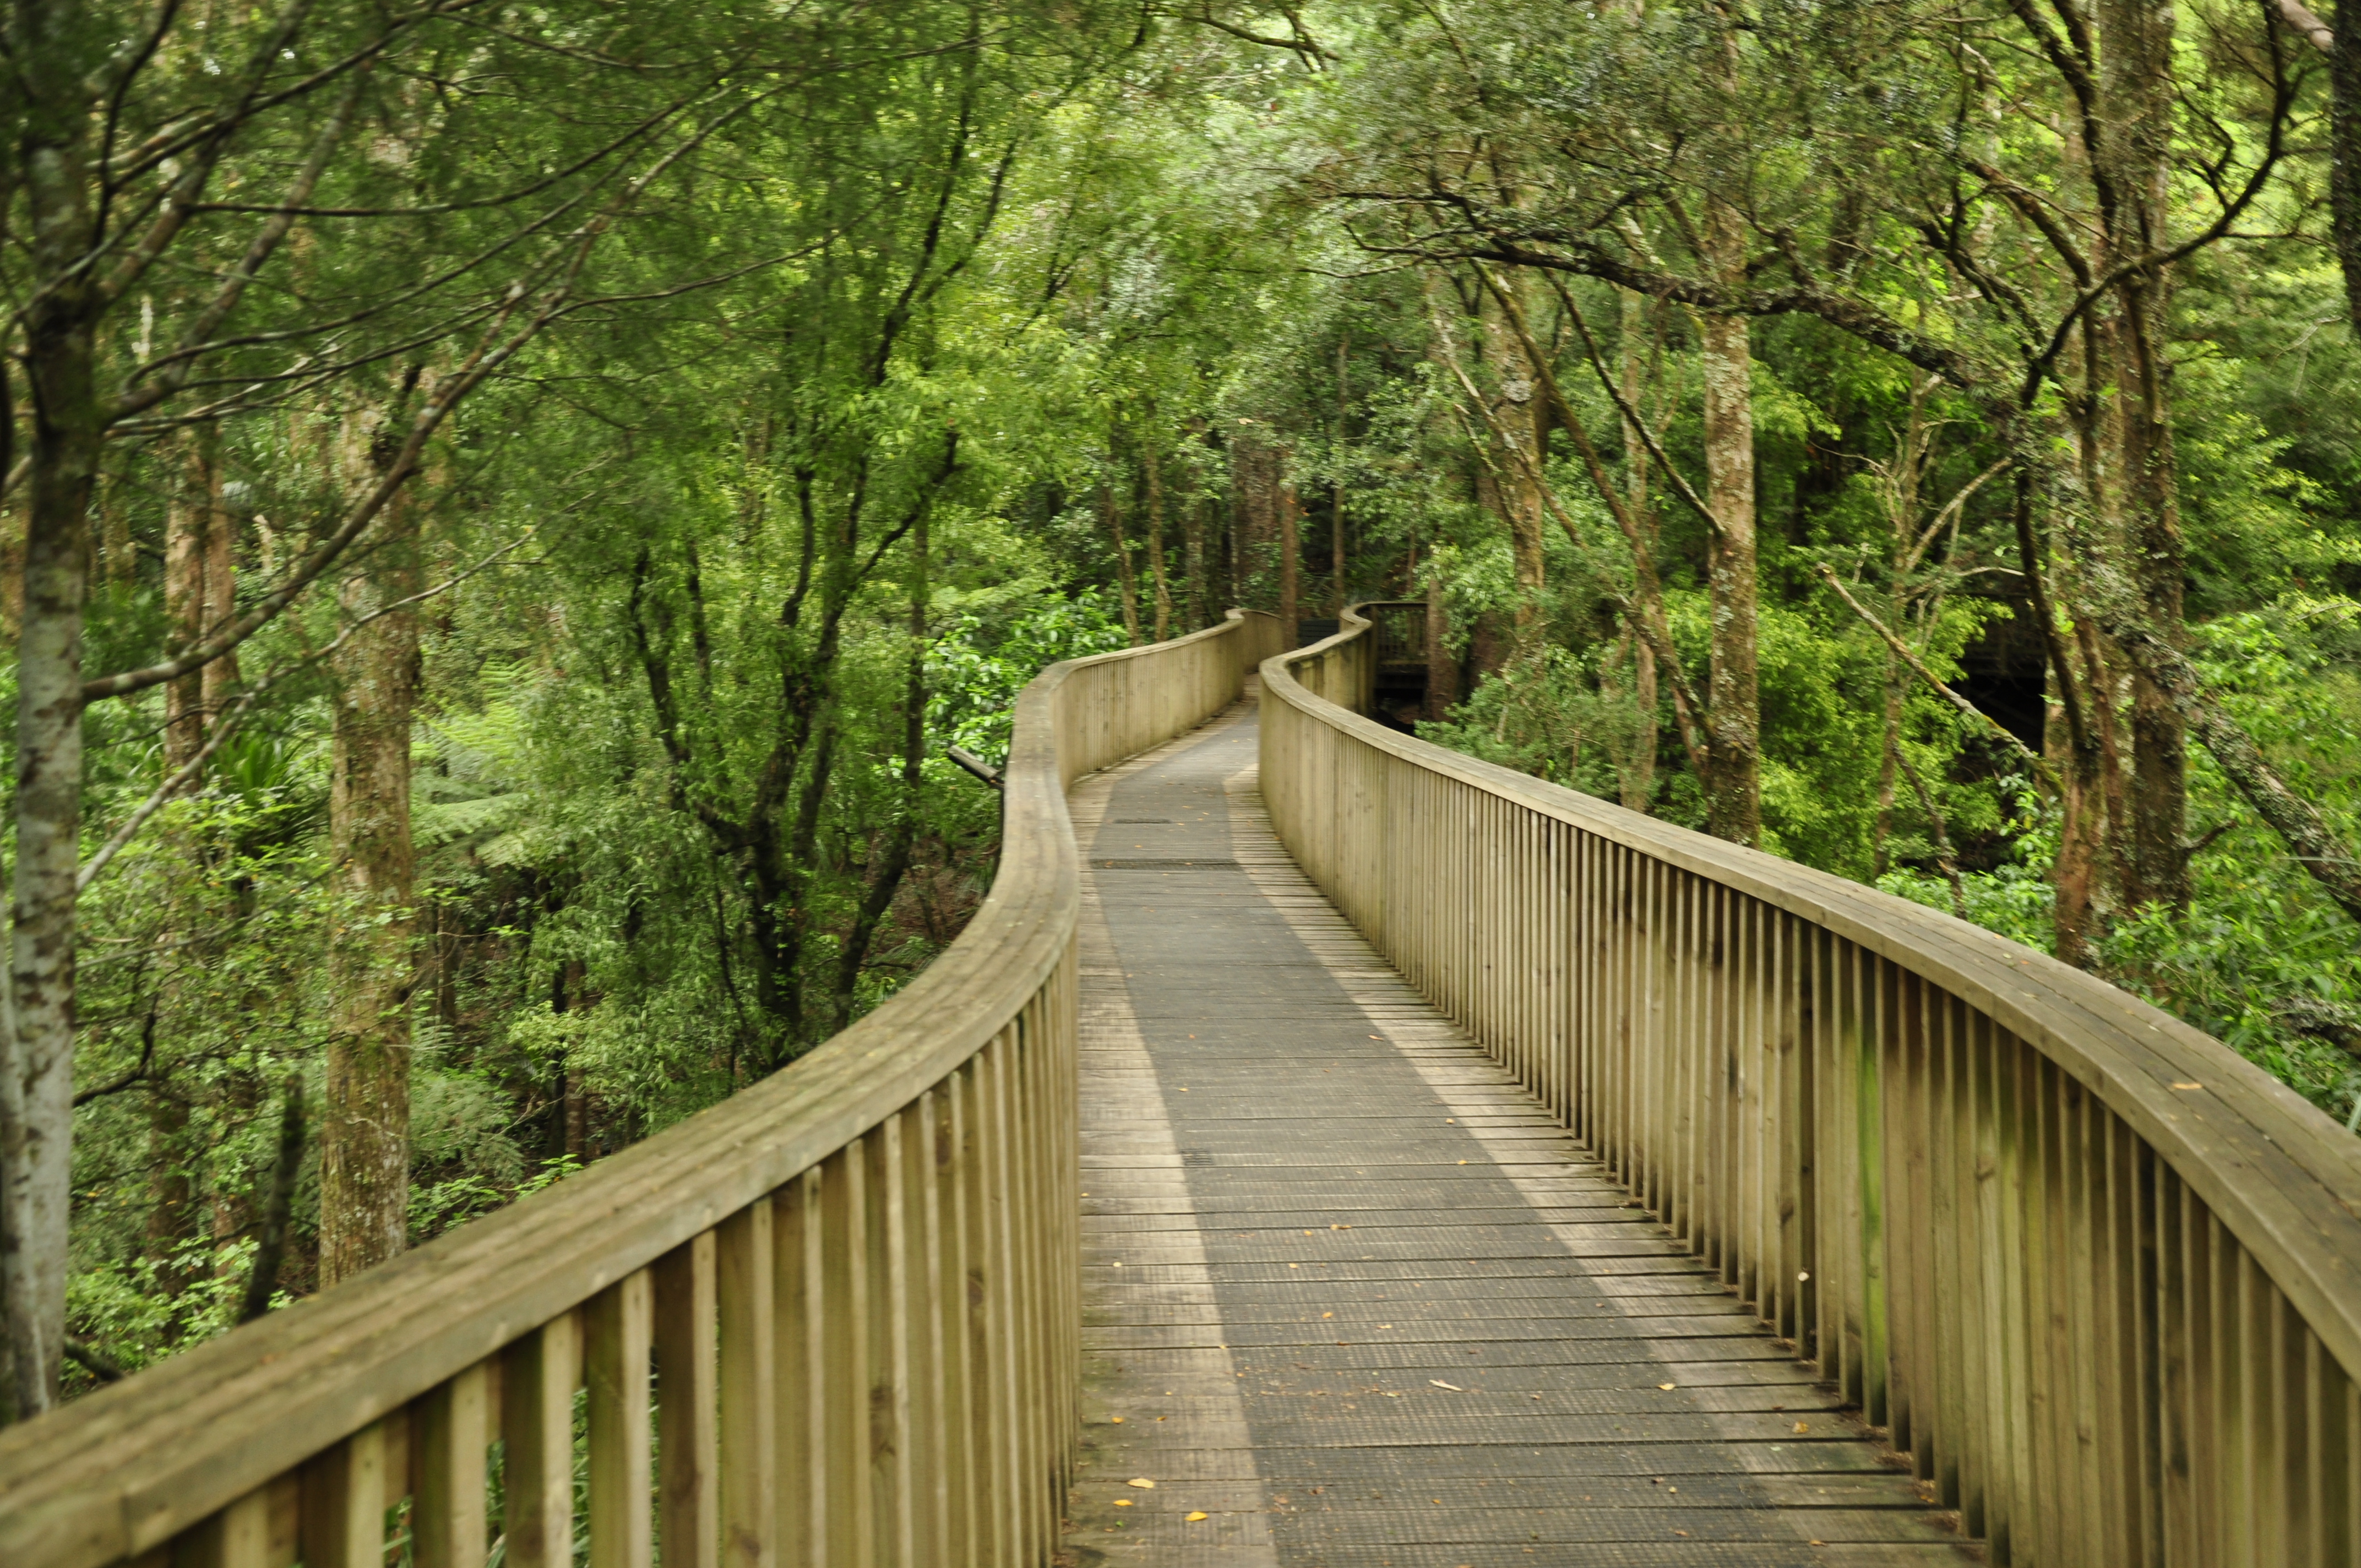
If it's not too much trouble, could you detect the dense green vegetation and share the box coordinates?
[9,0,2361,1413]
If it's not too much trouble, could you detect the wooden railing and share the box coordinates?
[1261,606,2361,1568]
[0,609,1288,1568]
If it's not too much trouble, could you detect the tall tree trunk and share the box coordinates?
[1618,288,1658,811]
[1625,639,1658,811]
[1874,658,1904,877]
[1144,435,1171,643]
[6,55,102,1417]
[1479,290,1547,640]
[2100,0,2189,911]
[2334,0,2361,333]
[164,437,211,778]
[1184,471,1209,631]
[1333,336,1350,613]
[1424,561,1457,721]
[1279,472,1301,646]
[1699,286,1761,842]
[1698,9,1761,847]
[201,441,241,729]
[319,482,421,1288]
[1103,476,1141,646]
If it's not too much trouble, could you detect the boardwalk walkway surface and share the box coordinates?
[1059,694,1975,1567]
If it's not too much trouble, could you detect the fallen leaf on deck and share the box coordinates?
[1111,1416,1124,1423]
[1185,1511,1209,1522]
[1113,1500,1133,1507]
[1793,1422,1810,1433]
[1658,1383,1676,1391]
[1429,1380,1463,1391]
[1127,1478,1156,1489]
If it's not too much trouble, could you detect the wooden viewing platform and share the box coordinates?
[1063,699,1967,1565]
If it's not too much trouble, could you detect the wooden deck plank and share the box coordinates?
[1059,698,1971,1567]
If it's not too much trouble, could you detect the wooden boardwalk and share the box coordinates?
[1060,695,1974,1567]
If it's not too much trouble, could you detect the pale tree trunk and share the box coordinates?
[5,57,103,1418]
[2099,0,2189,912]
[1279,473,1301,646]
[1333,336,1350,612]
[1873,660,1904,876]
[1479,289,1547,640]
[2335,0,2361,333]
[152,432,216,1308]
[1626,640,1658,811]
[1699,290,1760,843]
[1698,10,1761,847]
[1144,436,1171,642]
[1618,288,1658,812]
[1424,560,1457,722]
[1183,470,1209,631]
[201,447,241,728]
[164,437,211,778]
[1103,475,1141,646]
[319,478,421,1288]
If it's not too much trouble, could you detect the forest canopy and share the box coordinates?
[8,0,2361,1419]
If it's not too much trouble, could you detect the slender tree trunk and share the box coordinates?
[164,437,211,778]
[1334,336,1350,612]
[200,442,241,726]
[2334,0,2361,332]
[1627,639,1658,810]
[1279,473,1301,646]
[1697,8,1761,847]
[144,1088,195,1311]
[1699,289,1760,843]
[1874,658,1904,878]
[319,483,421,1287]
[6,64,102,1416]
[1103,476,1141,646]
[1619,288,1658,810]
[1424,562,1457,721]
[1184,478,1209,631]
[1144,436,1171,643]
[1479,290,1547,639]
[2101,0,2189,911]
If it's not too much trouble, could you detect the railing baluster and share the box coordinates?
[775,1167,825,1568]
[414,1363,489,1568]
[655,1233,720,1568]
[717,1203,776,1568]
[503,1317,579,1568]
[300,1423,386,1568]
[176,1489,270,1568]
[588,1271,654,1568]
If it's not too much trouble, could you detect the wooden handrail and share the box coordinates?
[0,608,1291,1568]
[1261,605,2361,1567]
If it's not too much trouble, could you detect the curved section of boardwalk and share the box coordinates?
[1061,695,1971,1567]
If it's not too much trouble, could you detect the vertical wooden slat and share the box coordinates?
[820,1140,874,1566]
[503,1315,580,1568]
[414,1363,489,1568]
[588,1270,655,1568]
[719,1201,777,1568]
[776,1166,827,1568]
[175,1489,271,1568]
[300,1423,386,1568]
[654,1232,720,1568]
[868,1114,916,1566]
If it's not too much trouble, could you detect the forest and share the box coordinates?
[5,0,2360,1421]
